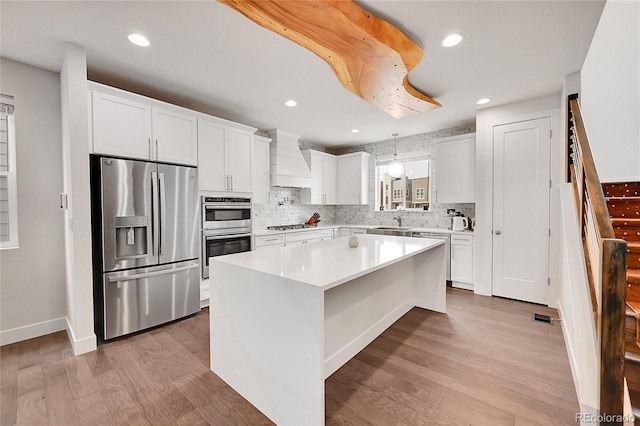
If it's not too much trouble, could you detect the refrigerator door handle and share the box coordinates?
[151,171,159,256]
[159,172,166,256]
[107,263,199,282]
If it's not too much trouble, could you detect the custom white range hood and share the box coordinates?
[268,129,313,188]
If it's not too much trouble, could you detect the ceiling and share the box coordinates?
[0,1,605,147]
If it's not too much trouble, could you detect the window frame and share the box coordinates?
[374,152,432,212]
[0,99,19,250]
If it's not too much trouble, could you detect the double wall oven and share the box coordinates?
[201,197,252,279]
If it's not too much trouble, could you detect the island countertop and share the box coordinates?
[213,234,444,290]
[210,233,447,426]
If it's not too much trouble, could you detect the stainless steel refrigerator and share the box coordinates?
[90,156,200,340]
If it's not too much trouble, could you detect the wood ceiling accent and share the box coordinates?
[219,0,441,119]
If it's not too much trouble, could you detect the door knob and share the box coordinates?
[495,230,502,235]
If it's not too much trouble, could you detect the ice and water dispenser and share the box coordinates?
[114,216,149,259]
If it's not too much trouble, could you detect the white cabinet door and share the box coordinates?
[197,119,228,191]
[91,91,152,159]
[254,234,285,250]
[323,154,337,204]
[152,107,197,165]
[300,150,323,204]
[436,134,475,203]
[451,234,473,286]
[228,129,253,193]
[336,152,369,205]
[252,135,271,203]
[338,228,351,238]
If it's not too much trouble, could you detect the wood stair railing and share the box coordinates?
[568,96,628,424]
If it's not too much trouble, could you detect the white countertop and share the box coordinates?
[252,224,473,236]
[212,234,444,290]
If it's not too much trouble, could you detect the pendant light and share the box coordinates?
[387,133,404,178]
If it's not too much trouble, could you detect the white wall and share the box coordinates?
[475,94,562,306]
[60,43,96,355]
[0,58,68,344]
[581,0,640,182]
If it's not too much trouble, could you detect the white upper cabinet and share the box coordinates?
[300,150,336,205]
[91,91,152,160]
[252,135,272,204]
[90,85,197,165]
[198,118,254,193]
[197,120,228,192]
[152,107,197,165]
[336,152,370,205]
[227,128,253,193]
[435,133,475,204]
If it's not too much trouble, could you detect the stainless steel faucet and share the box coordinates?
[393,216,402,227]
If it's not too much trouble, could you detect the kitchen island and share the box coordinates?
[210,234,446,426]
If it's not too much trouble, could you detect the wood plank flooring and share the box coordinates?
[0,288,578,425]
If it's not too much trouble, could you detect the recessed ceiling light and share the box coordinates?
[351,129,360,133]
[127,33,150,47]
[476,98,491,105]
[285,100,297,107]
[441,34,462,47]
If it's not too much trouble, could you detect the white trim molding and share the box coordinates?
[65,317,96,355]
[0,317,66,346]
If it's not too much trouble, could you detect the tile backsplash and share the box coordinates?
[253,124,476,230]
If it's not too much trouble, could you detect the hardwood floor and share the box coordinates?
[0,288,578,425]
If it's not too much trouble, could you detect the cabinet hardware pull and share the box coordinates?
[148,138,152,160]
[155,140,159,160]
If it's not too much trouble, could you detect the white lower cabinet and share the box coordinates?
[254,234,286,250]
[319,228,334,240]
[286,230,320,245]
[338,227,367,237]
[451,234,473,289]
[254,229,337,250]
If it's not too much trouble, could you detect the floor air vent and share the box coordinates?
[532,313,555,325]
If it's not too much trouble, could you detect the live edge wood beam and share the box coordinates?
[219,0,441,118]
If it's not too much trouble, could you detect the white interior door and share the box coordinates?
[492,118,551,305]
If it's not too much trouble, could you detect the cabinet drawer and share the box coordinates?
[319,229,334,238]
[451,234,472,245]
[254,234,285,247]
[286,230,320,243]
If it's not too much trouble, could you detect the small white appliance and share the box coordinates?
[452,216,468,231]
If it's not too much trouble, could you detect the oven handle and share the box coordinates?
[203,204,252,209]
[204,233,252,241]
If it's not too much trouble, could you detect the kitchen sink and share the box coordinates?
[367,226,413,237]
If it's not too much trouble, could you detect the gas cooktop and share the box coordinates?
[266,224,315,231]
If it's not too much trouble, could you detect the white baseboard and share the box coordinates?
[200,298,210,308]
[0,317,67,346]
[65,317,97,355]
[452,282,474,291]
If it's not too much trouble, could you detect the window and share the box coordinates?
[375,155,431,211]
[1,98,18,249]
